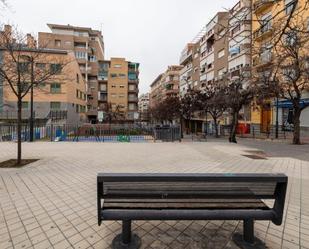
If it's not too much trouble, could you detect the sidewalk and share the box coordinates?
[0,141,308,249]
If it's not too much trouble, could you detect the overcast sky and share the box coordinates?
[3,0,234,94]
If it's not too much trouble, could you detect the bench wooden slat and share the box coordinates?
[104,198,266,203]
[103,201,268,210]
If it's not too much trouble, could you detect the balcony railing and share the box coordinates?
[128,96,138,102]
[253,24,273,41]
[253,53,273,67]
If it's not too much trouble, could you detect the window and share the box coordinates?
[76,90,79,98]
[232,24,241,36]
[88,55,96,62]
[36,63,46,70]
[119,94,125,98]
[18,62,29,73]
[261,13,272,33]
[218,49,225,59]
[111,85,116,88]
[22,101,28,109]
[76,74,79,83]
[285,0,296,15]
[50,102,61,110]
[114,64,122,68]
[119,73,126,78]
[284,31,297,46]
[111,93,117,98]
[283,68,297,82]
[50,83,61,93]
[110,73,117,78]
[74,51,87,59]
[129,103,136,111]
[129,85,135,91]
[119,85,125,88]
[100,84,107,91]
[55,40,61,47]
[50,64,62,74]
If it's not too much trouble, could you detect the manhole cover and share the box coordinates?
[242,154,267,160]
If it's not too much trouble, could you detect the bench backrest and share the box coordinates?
[97,173,288,225]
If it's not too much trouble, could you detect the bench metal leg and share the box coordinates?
[233,219,266,249]
[243,219,254,244]
[112,220,141,249]
[122,220,131,244]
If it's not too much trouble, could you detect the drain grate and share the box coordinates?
[242,154,267,160]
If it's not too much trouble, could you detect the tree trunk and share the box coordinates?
[17,98,22,165]
[229,110,239,143]
[293,108,301,145]
[180,116,183,139]
[214,117,219,138]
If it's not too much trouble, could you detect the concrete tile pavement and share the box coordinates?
[0,141,308,249]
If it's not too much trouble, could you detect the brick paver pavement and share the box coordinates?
[0,140,308,249]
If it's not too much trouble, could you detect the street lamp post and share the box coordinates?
[275,96,279,139]
[29,58,34,142]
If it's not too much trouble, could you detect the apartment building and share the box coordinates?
[200,12,229,88]
[0,25,87,124]
[149,65,183,108]
[228,0,252,122]
[138,93,150,121]
[38,24,104,123]
[97,58,139,121]
[178,12,230,133]
[179,43,200,95]
[149,74,163,109]
[251,0,309,133]
[161,65,183,98]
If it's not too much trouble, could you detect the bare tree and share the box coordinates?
[179,89,202,134]
[255,16,309,144]
[0,25,69,164]
[103,102,125,124]
[200,84,227,138]
[149,96,181,124]
[225,73,254,143]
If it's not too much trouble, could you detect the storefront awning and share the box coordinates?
[275,98,309,109]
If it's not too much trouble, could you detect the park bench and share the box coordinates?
[97,173,288,249]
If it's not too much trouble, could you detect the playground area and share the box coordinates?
[0,124,181,142]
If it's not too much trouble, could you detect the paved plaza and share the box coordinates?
[0,139,309,249]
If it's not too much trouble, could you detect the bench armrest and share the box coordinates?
[272,181,288,225]
[97,180,103,226]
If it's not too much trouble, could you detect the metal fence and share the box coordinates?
[153,126,181,142]
[0,124,181,143]
[237,125,290,140]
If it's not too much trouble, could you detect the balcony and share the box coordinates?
[128,95,138,102]
[128,87,138,93]
[253,0,277,13]
[86,109,97,117]
[180,50,193,65]
[98,72,108,81]
[128,78,139,84]
[253,53,273,68]
[253,25,273,41]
